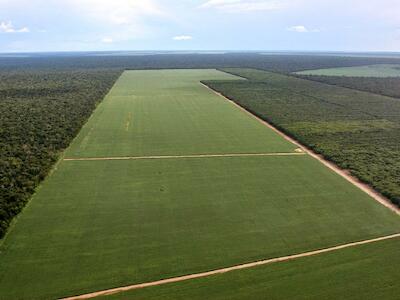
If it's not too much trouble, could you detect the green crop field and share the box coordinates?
[66,69,295,158]
[0,69,399,299]
[102,238,400,300]
[295,64,400,77]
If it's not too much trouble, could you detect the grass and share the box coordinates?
[66,69,295,158]
[0,69,399,299]
[295,64,400,77]
[102,238,400,300]
[0,156,399,299]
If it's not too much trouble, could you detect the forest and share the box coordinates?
[204,68,400,208]
[296,74,400,99]
[0,68,121,237]
[2,53,400,73]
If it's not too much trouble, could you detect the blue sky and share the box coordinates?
[1,0,400,52]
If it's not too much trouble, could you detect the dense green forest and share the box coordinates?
[1,53,400,238]
[0,68,121,237]
[2,53,400,73]
[296,75,400,99]
[204,68,400,207]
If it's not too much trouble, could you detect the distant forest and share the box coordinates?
[2,53,400,72]
[297,75,400,99]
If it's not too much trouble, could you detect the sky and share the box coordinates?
[1,0,400,52]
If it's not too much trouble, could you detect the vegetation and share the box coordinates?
[205,68,400,207]
[5,53,400,238]
[1,70,398,299]
[295,64,400,77]
[296,75,400,99]
[0,68,121,237]
[2,53,400,73]
[103,238,400,300]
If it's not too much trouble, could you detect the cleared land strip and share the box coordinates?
[63,152,306,162]
[61,233,400,300]
[201,82,400,216]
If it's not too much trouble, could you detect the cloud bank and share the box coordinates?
[0,21,29,33]
[173,35,193,41]
[199,0,284,12]
[287,25,320,33]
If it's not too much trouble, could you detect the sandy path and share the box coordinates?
[201,83,400,216]
[60,233,400,300]
[63,152,306,162]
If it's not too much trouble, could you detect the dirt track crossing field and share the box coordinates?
[63,152,306,161]
[0,69,399,300]
[96,237,400,300]
[62,233,400,299]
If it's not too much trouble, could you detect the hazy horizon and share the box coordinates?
[1,51,400,61]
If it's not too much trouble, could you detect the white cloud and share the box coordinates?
[101,37,113,43]
[287,25,320,33]
[0,21,29,33]
[200,0,240,7]
[199,0,284,12]
[288,25,308,33]
[64,0,167,41]
[67,0,165,25]
[173,35,193,41]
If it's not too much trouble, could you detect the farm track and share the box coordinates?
[201,83,400,216]
[60,233,400,300]
[63,152,306,162]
